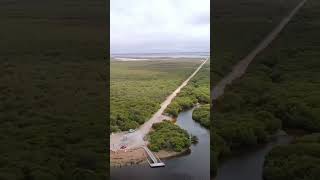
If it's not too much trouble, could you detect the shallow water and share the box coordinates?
[110,108,210,180]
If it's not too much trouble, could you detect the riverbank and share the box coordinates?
[110,106,206,168]
[263,132,320,180]
[110,113,192,167]
[110,147,190,167]
[215,130,293,180]
[214,127,310,180]
[111,108,210,180]
[110,58,208,151]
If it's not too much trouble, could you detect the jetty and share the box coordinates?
[142,146,165,168]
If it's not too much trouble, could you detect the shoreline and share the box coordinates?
[110,57,208,151]
[110,118,190,168]
[110,147,190,168]
[110,102,204,168]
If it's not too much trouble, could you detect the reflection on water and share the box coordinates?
[110,108,210,180]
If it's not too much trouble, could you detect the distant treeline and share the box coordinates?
[110,60,201,132]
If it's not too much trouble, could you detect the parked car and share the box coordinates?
[129,129,135,133]
[120,145,127,149]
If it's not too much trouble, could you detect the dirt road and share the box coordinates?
[110,57,209,151]
[211,0,307,100]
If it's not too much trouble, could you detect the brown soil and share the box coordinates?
[110,147,189,167]
[110,148,146,167]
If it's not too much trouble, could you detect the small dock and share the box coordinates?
[142,146,165,168]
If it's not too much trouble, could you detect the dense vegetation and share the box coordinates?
[0,0,107,179]
[0,62,108,179]
[264,134,320,180]
[212,0,320,177]
[212,0,301,84]
[165,60,210,117]
[263,1,320,179]
[192,104,210,128]
[110,60,201,132]
[148,121,191,152]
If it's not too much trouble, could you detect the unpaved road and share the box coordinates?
[110,57,209,151]
[211,0,307,100]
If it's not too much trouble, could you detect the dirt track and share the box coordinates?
[110,57,209,151]
[211,0,307,100]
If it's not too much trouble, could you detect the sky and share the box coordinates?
[111,0,210,54]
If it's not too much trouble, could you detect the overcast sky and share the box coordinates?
[111,0,210,54]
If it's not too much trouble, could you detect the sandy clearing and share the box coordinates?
[110,57,209,152]
[110,147,189,167]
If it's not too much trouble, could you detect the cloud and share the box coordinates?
[111,0,210,54]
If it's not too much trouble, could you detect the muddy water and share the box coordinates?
[110,108,210,180]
